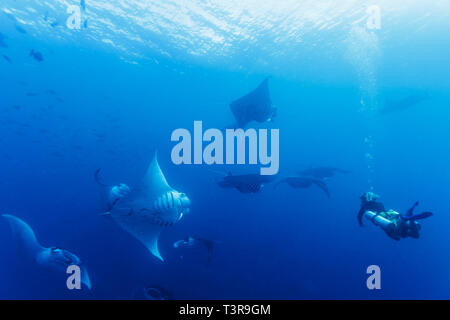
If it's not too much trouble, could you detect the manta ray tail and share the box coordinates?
[2,214,44,256]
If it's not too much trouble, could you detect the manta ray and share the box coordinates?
[380,93,430,115]
[276,177,330,198]
[229,78,277,128]
[107,153,190,262]
[299,167,350,180]
[2,214,91,289]
[217,172,277,193]
[174,236,219,265]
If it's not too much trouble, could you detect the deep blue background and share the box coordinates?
[0,1,449,299]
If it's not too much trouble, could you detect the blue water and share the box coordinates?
[0,0,449,299]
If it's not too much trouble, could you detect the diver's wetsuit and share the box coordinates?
[390,202,432,240]
[358,196,386,226]
[359,195,433,240]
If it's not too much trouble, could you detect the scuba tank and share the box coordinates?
[364,210,396,232]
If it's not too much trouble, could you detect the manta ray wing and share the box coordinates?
[230,78,272,127]
[2,214,44,256]
[111,209,165,261]
[80,265,92,290]
[141,152,173,199]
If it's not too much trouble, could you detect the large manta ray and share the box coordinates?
[380,93,430,115]
[2,214,91,289]
[217,172,277,193]
[229,78,276,128]
[108,153,190,262]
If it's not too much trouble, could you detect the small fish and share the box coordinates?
[50,21,60,28]
[45,89,57,95]
[26,92,38,97]
[2,55,11,63]
[30,50,44,62]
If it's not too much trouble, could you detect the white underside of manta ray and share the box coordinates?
[2,214,91,290]
[108,152,191,262]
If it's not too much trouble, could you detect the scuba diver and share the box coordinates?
[358,192,433,240]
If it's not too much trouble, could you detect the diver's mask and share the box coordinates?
[362,191,380,202]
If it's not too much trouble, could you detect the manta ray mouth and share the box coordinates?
[150,217,174,227]
[135,208,176,227]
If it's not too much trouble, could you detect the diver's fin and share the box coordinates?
[402,211,432,221]
[405,201,419,217]
[2,214,45,255]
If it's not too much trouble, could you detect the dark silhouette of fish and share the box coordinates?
[15,25,27,34]
[218,172,277,193]
[276,177,330,198]
[30,50,44,62]
[380,93,430,115]
[299,167,350,179]
[228,78,277,128]
[174,236,219,264]
[142,285,172,300]
[2,54,11,63]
